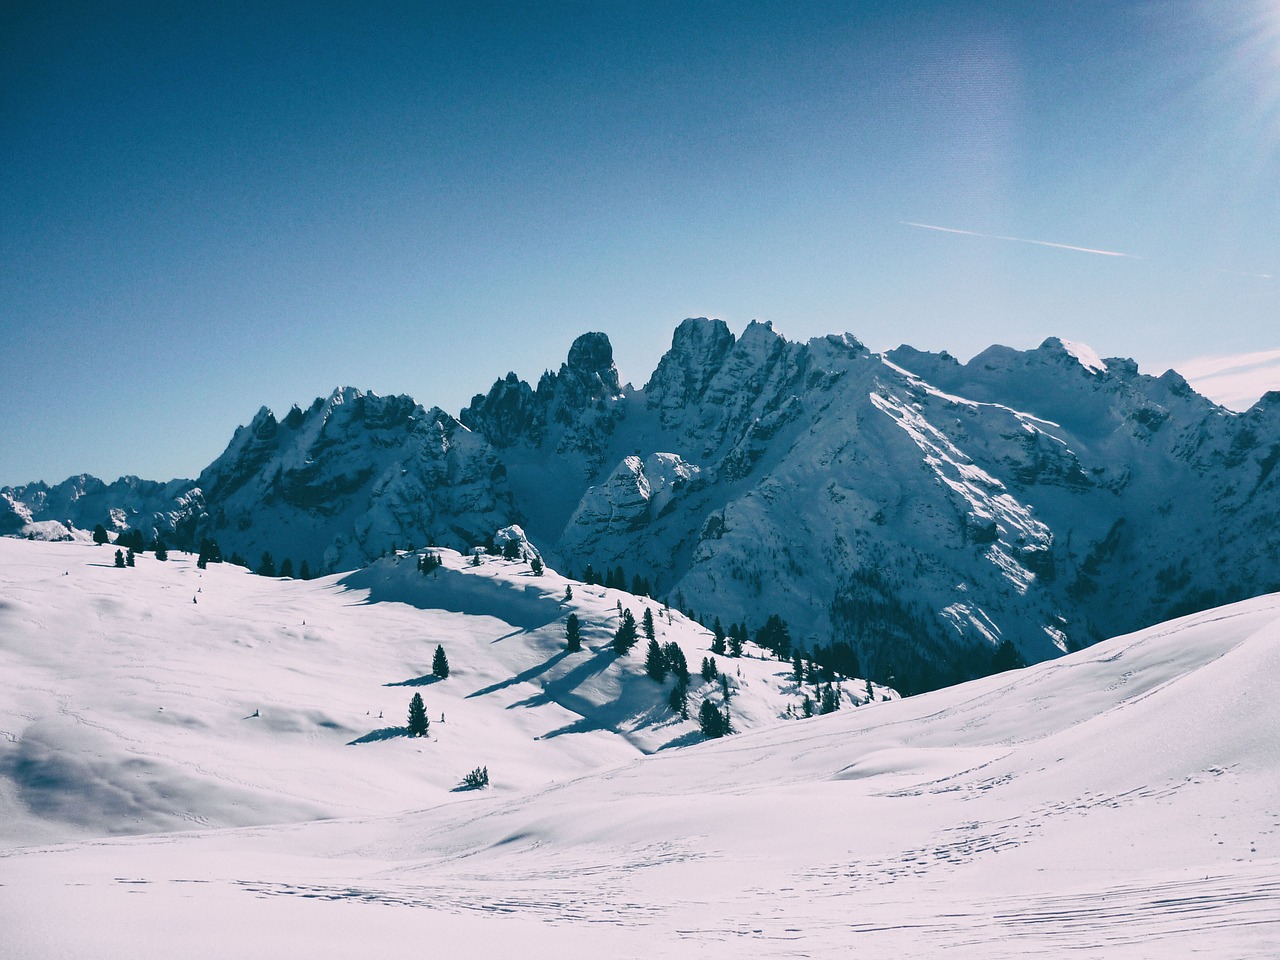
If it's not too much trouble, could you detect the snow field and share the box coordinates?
[2,538,1278,957]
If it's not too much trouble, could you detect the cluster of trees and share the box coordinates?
[461,766,489,789]
[418,552,442,574]
[255,552,312,580]
[112,548,135,568]
[197,538,223,569]
[579,563,655,598]
[698,697,732,738]
[708,619,746,658]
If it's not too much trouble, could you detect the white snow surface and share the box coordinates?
[1058,338,1108,374]
[2,539,1278,958]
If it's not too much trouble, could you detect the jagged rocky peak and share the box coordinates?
[561,331,621,399]
[461,331,624,448]
[645,318,736,411]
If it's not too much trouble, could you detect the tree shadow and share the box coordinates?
[384,675,441,688]
[467,648,572,699]
[506,647,615,709]
[347,726,410,745]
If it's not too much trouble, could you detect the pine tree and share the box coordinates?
[698,699,725,738]
[154,538,168,561]
[469,551,481,567]
[530,555,544,576]
[300,559,312,580]
[612,609,638,655]
[279,558,294,579]
[258,552,276,577]
[663,642,689,683]
[93,524,109,546]
[583,563,597,585]
[727,622,744,658]
[644,639,667,682]
[563,584,573,602]
[820,682,839,715]
[801,694,815,718]
[432,644,450,679]
[126,547,136,567]
[642,607,655,641]
[711,618,726,656]
[502,538,521,560]
[792,651,804,682]
[701,656,717,682]
[114,549,125,568]
[407,693,429,737]
[668,677,689,718]
[565,613,582,652]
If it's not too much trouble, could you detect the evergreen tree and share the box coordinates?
[530,555,544,576]
[126,547,136,567]
[462,766,489,789]
[583,563,597,585]
[154,538,168,561]
[407,693,429,737]
[612,609,638,655]
[663,642,689,683]
[469,551,481,567]
[432,644,450,679]
[300,559,312,580]
[992,639,1026,673]
[820,682,839,715]
[93,524,109,546]
[565,613,582,652]
[701,656,718,682]
[644,639,667,682]
[642,607,656,641]
[755,614,792,659]
[792,651,804,682]
[114,549,125,568]
[727,624,744,658]
[257,552,276,577]
[563,584,573,602]
[801,694,815,718]
[279,558,294,579]
[502,538,521,560]
[711,618,726,656]
[698,699,725,738]
[668,676,689,718]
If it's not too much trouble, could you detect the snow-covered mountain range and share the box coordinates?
[6,319,1279,690]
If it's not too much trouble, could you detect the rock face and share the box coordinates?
[7,319,1280,692]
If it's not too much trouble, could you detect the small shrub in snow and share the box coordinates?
[461,766,489,789]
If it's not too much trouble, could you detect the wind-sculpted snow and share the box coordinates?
[2,536,1276,958]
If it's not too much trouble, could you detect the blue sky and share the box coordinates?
[3,0,1278,485]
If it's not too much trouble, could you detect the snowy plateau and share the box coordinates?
[2,539,1278,957]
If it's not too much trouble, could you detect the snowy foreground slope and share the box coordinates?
[0,539,852,848]
[3,542,1279,958]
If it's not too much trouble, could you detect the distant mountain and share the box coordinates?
[6,319,1279,692]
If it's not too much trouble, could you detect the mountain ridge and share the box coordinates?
[6,318,1279,692]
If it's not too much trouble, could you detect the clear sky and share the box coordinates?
[3,0,1278,486]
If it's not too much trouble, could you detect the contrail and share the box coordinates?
[901,221,1144,259]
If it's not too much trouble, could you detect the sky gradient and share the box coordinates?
[3,0,1278,485]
